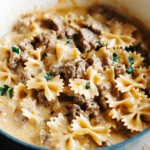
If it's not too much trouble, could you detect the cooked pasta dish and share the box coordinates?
[0,5,150,150]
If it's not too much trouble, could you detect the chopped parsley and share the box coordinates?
[126,65,134,74]
[66,40,72,44]
[125,43,141,53]
[91,104,94,105]
[12,46,19,54]
[96,41,102,45]
[135,42,141,50]
[42,53,46,60]
[44,73,52,81]
[7,59,9,61]
[113,53,118,62]
[53,119,55,122]
[125,46,134,53]
[85,82,90,89]
[66,38,72,44]
[9,88,13,99]
[51,111,54,115]
[149,48,150,51]
[0,85,10,96]
[128,57,134,65]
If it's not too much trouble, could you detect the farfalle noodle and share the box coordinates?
[122,95,150,132]
[71,114,110,145]
[115,74,146,92]
[0,60,18,86]
[100,21,136,49]
[27,70,64,101]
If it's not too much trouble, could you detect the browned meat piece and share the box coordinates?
[73,95,86,105]
[40,129,51,145]
[97,82,112,96]
[97,82,112,110]
[103,53,113,66]
[101,140,113,147]
[105,18,116,26]
[82,15,103,34]
[19,38,33,51]
[49,65,64,76]
[18,71,30,85]
[13,20,30,34]
[8,49,21,69]
[56,31,65,39]
[111,86,122,99]
[63,104,81,123]
[117,121,126,130]
[85,101,100,118]
[63,62,76,80]
[87,54,103,73]
[34,31,57,47]
[65,28,77,38]
[87,54,97,65]
[36,90,52,107]
[20,51,29,62]
[79,28,93,41]
[84,101,101,124]
[76,60,86,79]
[14,112,28,128]
[13,14,34,34]
[37,90,46,103]
[90,41,102,50]
[99,97,108,110]
[88,5,107,15]
[114,63,126,78]
[43,17,63,31]
[61,60,86,80]
[19,114,28,127]
[74,28,93,53]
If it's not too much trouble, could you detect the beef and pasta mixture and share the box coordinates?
[0,5,150,150]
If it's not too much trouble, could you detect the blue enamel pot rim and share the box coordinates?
[0,126,150,150]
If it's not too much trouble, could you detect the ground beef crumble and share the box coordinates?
[18,71,30,85]
[8,48,21,69]
[63,104,81,123]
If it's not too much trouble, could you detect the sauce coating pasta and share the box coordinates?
[0,5,150,150]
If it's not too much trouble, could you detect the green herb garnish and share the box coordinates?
[126,65,134,74]
[149,48,150,51]
[12,46,19,54]
[0,85,10,96]
[66,37,72,44]
[66,40,72,44]
[9,88,13,99]
[53,119,55,122]
[135,43,141,50]
[113,53,118,62]
[96,41,102,45]
[42,53,46,60]
[44,73,52,81]
[7,59,9,61]
[85,82,90,89]
[51,111,54,115]
[91,104,94,105]
[125,46,134,53]
[128,57,134,65]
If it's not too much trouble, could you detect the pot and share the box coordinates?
[0,0,150,150]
